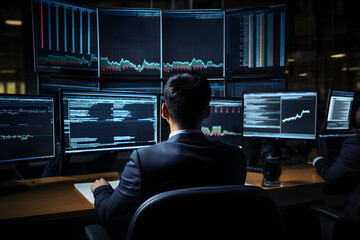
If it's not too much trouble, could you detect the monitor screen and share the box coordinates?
[209,80,225,97]
[226,77,286,98]
[0,95,55,163]
[160,97,243,147]
[32,0,98,73]
[243,91,317,139]
[325,90,355,131]
[62,91,158,153]
[162,10,224,77]
[99,9,161,77]
[226,5,286,75]
[202,98,243,147]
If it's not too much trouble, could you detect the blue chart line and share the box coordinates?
[282,110,310,123]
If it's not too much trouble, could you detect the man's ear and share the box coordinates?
[162,102,169,120]
[203,106,211,119]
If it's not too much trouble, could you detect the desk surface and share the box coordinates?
[0,164,324,221]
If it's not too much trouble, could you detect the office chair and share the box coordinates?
[85,185,283,240]
[308,205,359,240]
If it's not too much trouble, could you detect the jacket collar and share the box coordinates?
[166,131,209,143]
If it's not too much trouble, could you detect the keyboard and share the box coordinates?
[246,166,263,173]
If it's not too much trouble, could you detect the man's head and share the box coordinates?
[162,71,211,130]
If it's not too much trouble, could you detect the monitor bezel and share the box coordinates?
[0,94,56,164]
[59,89,159,154]
[242,90,318,140]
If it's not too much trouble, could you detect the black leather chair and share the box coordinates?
[308,205,359,240]
[85,185,283,240]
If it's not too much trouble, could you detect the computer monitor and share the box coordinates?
[162,10,224,77]
[99,9,161,77]
[61,91,158,153]
[160,96,243,147]
[226,77,286,98]
[243,91,317,139]
[0,95,55,163]
[202,98,243,147]
[32,0,98,74]
[325,90,355,131]
[225,5,286,75]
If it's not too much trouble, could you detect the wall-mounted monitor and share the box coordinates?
[99,9,161,77]
[32,0,99,74]
[162,10,224,77]
[226,5,286,76]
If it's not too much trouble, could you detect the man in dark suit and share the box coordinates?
[308,98,360,222]
[91,72,247,221]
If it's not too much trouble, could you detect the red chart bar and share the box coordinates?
[248,15,251,67]
[259,14,262,67]
[40,4,44,48]
[272,14,274,66]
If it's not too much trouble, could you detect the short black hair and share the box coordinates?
[164,71,211,128]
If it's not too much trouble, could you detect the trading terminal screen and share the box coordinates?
[62,91,158,153]
[0,95,55,163]
[226,77,286,98]
[99,9,161,77]
[32,0,98,73]
[202,99,243,147]
[225,5,286,75]
[243,91,317,139]
[326,90,355,131]
[160,97,243,147]
[162,10,224,77]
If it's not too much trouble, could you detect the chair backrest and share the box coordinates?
[126,185,283,240]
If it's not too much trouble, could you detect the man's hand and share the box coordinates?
[307,147,327,165]
[91,178,110,192]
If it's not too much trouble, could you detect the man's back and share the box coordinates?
[93,132,246,220]
[136,132,246,197]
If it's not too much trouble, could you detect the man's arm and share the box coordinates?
[309,137,360,184]
[91,150,142,219]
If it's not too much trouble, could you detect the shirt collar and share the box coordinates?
[168,129,202,140]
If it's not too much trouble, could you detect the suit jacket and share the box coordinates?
[93,132,247,219]
[315,132,360,222]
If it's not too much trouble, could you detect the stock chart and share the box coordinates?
[162,10,224,76]
[99,9,161,76]
[226,5,286,75]
[33,0,98,72]
[0,96,55,162]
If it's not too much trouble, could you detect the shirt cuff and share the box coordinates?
[93,184,114,197]
[312,156,324,167]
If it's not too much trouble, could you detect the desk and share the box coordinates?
[0,164,325,221]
